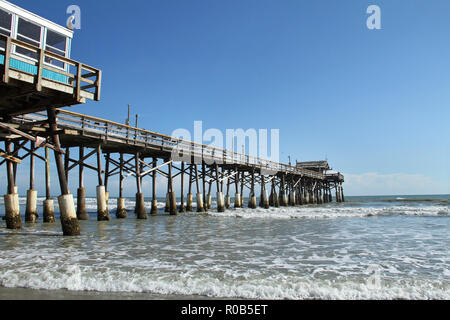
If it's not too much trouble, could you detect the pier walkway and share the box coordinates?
[1,34,344,236]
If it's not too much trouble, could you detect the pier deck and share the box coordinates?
[0,35,101,116]
[12,109,326,180]
[0,35,344,236]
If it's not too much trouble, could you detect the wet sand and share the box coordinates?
[0,287,222,300]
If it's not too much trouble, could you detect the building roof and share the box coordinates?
[0,0,73,38]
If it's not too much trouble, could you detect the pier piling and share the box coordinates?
[25,142,38,222]
[96,145,110,221]
[179,162,186,213]
[47,107,80,236]
[260,175,270,209]
[0,105,345,234]
[186,164,194,212]
[336,185,341,203]
[207,181,212,210]
[234,170,241,208]
[4,141,21,229]
[116,153,127,218]
[202,162,208,212]
[43,147,55,223]
[150,158,159,215]
[225,169,231,209]
[195,164,204,212]
[248,170,257,209]
[216,164,225,212]
[77,146,88,220]
[168,161,177,215]
[135,152,147,219]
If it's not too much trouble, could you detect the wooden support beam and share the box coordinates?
[195,164,201,194]
[45,147,50,199]
[216,170,237,183]
[18,145,46,163]
[215,163,220,193]
[3,36,11,83]
[123,171,137,179]
[108,157,137,176]
[107,155,136,176]
[188,164,193,194]
[152,157,157,202]
[0,152,21,163]
[75,62,82,102]
[96,144,104,186]
[104,153,110,191]
[168,160,174,193]
[179,161,185,212]
[226,169,231,196]
[0,122,64,154]
[168,160,177,215]
[293,176,302,188]
[13,142,18,185]
[139,159,172,177]
[220,167,224,193]
[171,164,190,174]
[265,175,276,184]
[135,152,141,194]
[0,140,28,166]
[46,107,69,195]
[251,169,255,195]
[79,146,84,188]
[29,141,35,190]
[119,153,124,198]
[67,147,97,172]
[139,156,143,190]
[207,180,212,207]
[36,48,44,91]
[64,147,70,183]
[5,140,15,194]
[202,162,207,207]
[95,70,102,101]
[67,157,100,173]
[235,169,239,193]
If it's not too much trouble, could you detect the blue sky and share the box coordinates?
[4,0,450,196]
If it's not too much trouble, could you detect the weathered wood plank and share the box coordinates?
[0,152,21,163]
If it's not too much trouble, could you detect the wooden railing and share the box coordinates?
[18,109,325,180]
[0,34,101,102]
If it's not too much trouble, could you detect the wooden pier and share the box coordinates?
[0,108,345,235]
[0,34,101,116]
[1,28,102,234]
[0,32,345,236]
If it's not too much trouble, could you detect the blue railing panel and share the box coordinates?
[1,54,68,83]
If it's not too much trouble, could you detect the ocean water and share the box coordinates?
[0,195,448,300]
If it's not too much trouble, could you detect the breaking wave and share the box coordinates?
[0,264,448,300]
